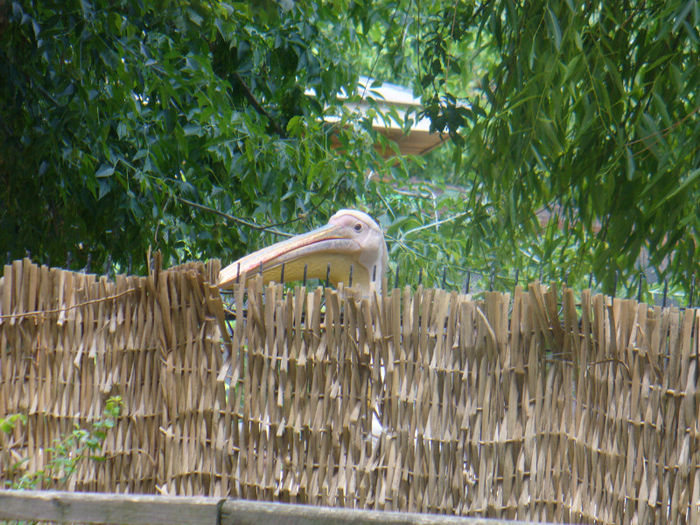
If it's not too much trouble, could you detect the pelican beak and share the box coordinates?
[218,223,365,289]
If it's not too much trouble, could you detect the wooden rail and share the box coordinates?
[0,490,546,525]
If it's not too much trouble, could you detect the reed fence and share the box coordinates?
[0,257,698,524]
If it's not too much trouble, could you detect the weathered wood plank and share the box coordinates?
[222,499,541,525]
[0,490,550,525]
[0,490,217,525]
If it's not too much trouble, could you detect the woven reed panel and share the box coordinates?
[1,258,699,524]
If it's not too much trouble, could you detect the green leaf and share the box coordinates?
[672,1,695,32]
[647,168,700,215]
[625,146,635,181]
[286,115,304,137]
[95,164,114,178]
[1,413,27,434]
[546,7,562,52]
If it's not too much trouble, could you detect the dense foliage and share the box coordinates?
[1,1,697,299]
[412,1,700,295]
[1,1,385,270]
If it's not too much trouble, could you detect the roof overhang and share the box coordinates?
[311,77,449,158]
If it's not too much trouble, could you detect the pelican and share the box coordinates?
[218,209,388,294]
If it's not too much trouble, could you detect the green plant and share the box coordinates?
[0,414,27,435]
[2,396,122,489]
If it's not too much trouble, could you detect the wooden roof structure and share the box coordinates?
[317,76,449,158]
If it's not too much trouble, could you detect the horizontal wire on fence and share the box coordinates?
[0,288,140,321]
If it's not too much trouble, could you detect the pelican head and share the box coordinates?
[218,209,387,294]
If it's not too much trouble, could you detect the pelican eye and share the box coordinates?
[354,223,363,232]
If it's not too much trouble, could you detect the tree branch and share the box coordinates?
[177,197,293,238]
[233,71,287,138]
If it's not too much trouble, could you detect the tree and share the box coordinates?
[411,1,699,294]
[0,1,387,272]
[1,0,697,300]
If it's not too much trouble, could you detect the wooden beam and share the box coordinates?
[220,499,531,525]
[0,490,217,525]
[0,490,542,525]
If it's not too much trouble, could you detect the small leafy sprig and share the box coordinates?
[2,396,122,489]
